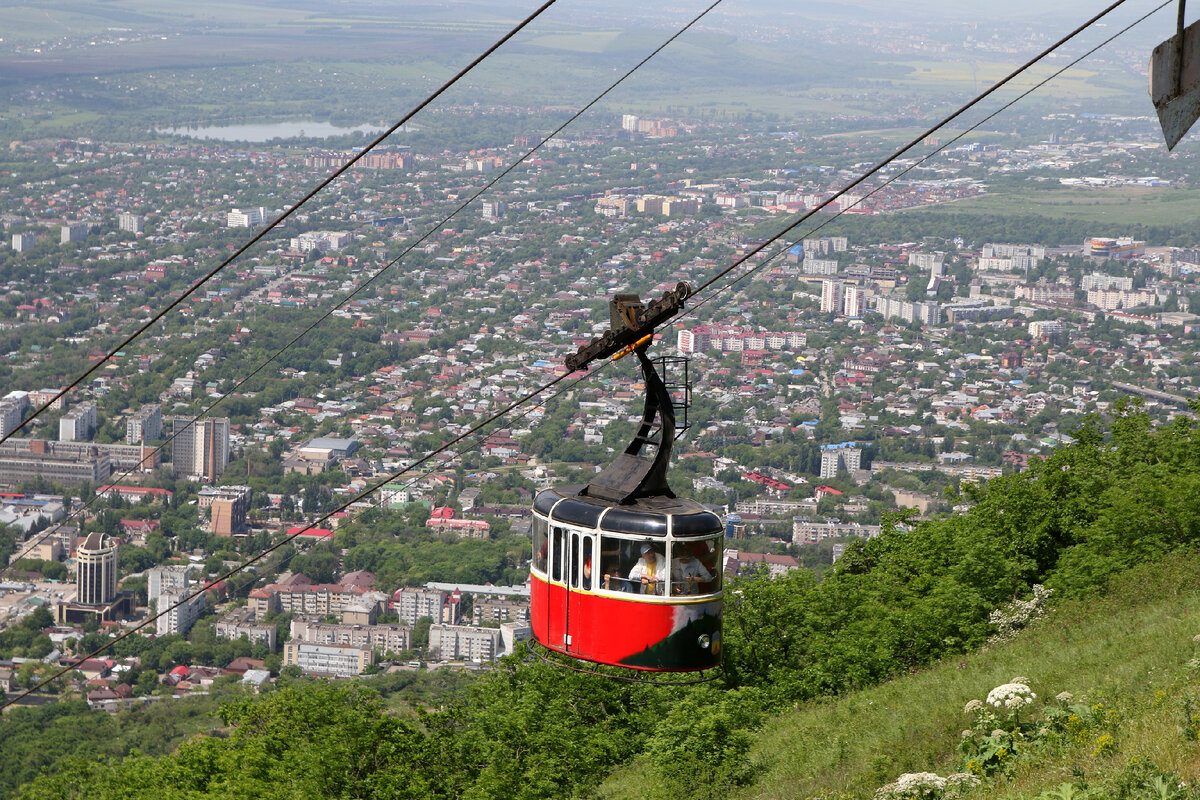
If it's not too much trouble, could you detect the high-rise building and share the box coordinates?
[481,199,506,221]
[59,401,97,442]
[843,285,865,318]
[77,532,118,606]
[126,404,162,444]
[156,586,206,636]
[11,233,36,252]
[226,207,266,228]
[390,587,447,625]
[118,213,145,234]
[61,223,90,244]
[171,417,230,481]
[0,393,29,437]
[148,565,193,600]
[820,280,843,314]
[621,114,640,132]
[820,447,863,480]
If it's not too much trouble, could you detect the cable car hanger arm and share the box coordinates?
[564,282,692,372]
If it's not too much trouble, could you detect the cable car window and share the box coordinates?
[532,517,548,575]
[600,536,665,595]
[670,537,722,595]
[582,536,594,590]
[570,532,581,589]
[550,526,566,583]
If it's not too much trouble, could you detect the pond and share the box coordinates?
[158,121,385,142]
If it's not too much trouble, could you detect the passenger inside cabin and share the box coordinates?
[671,542,713,595]
[626,543,665,595]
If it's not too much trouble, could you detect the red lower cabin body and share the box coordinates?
[530,573,721,671]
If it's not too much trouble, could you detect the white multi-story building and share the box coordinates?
[283,641,373,676]
[1081,273,1134,292]
[875,296,942,326]
[391,587,447,625]
[1028,320,1067,340]
[148,565,193,600]
[0,393,29,438]
[226,207,266,228]
[982,243,1045,259]
[820,446,862,479]
[118,213,144,234]
[820,280,843,314]
[428,624,501,662]
[59,401,97,442]
[156,586,206,636]
[215,606,278,650]
[290,618,412,655]
[843,285,865,318]
[803,258,839,276]
[481,200,506,221]
[77,532,118,606]
[908,252,945,270]
[792,519,882,544]
[126,404,162,444]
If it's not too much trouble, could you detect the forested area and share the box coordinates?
[12,402,1200,799]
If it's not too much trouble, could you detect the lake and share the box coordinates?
[158,121,385,142]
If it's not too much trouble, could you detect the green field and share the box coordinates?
[888,59,1113,97]
[920,186,1200,227]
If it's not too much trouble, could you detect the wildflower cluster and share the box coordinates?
[873,771,980,800]
[986,682,1036,711]
[958,680,1116,780]
[989,585,1053,642]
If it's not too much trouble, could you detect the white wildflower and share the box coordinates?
[1192,634,1200,644]
[986,682,1036,710]
[1055,691,1074,703]
[991,728,1007,738]
[962,698,984,715]
[874,772,945,800]
[1010,676,1031,685]
[961,729,972,739]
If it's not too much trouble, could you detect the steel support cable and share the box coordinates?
[684,0,1172,320]
[4,0,728,571]
[0,0,1138,707]
[685,0,1137,303]
[0,0,561,447]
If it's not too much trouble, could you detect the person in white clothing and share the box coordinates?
[671,544,714,595]
[626,543,665,595]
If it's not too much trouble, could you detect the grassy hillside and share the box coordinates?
[602,549,1200,800]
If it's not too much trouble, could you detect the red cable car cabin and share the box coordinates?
[529,288,722,672]
[530,490,723,671]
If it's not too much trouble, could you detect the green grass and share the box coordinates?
[599,550,1200,800]
[915,186,1200,227]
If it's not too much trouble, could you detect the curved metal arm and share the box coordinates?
[580,345,677,503]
